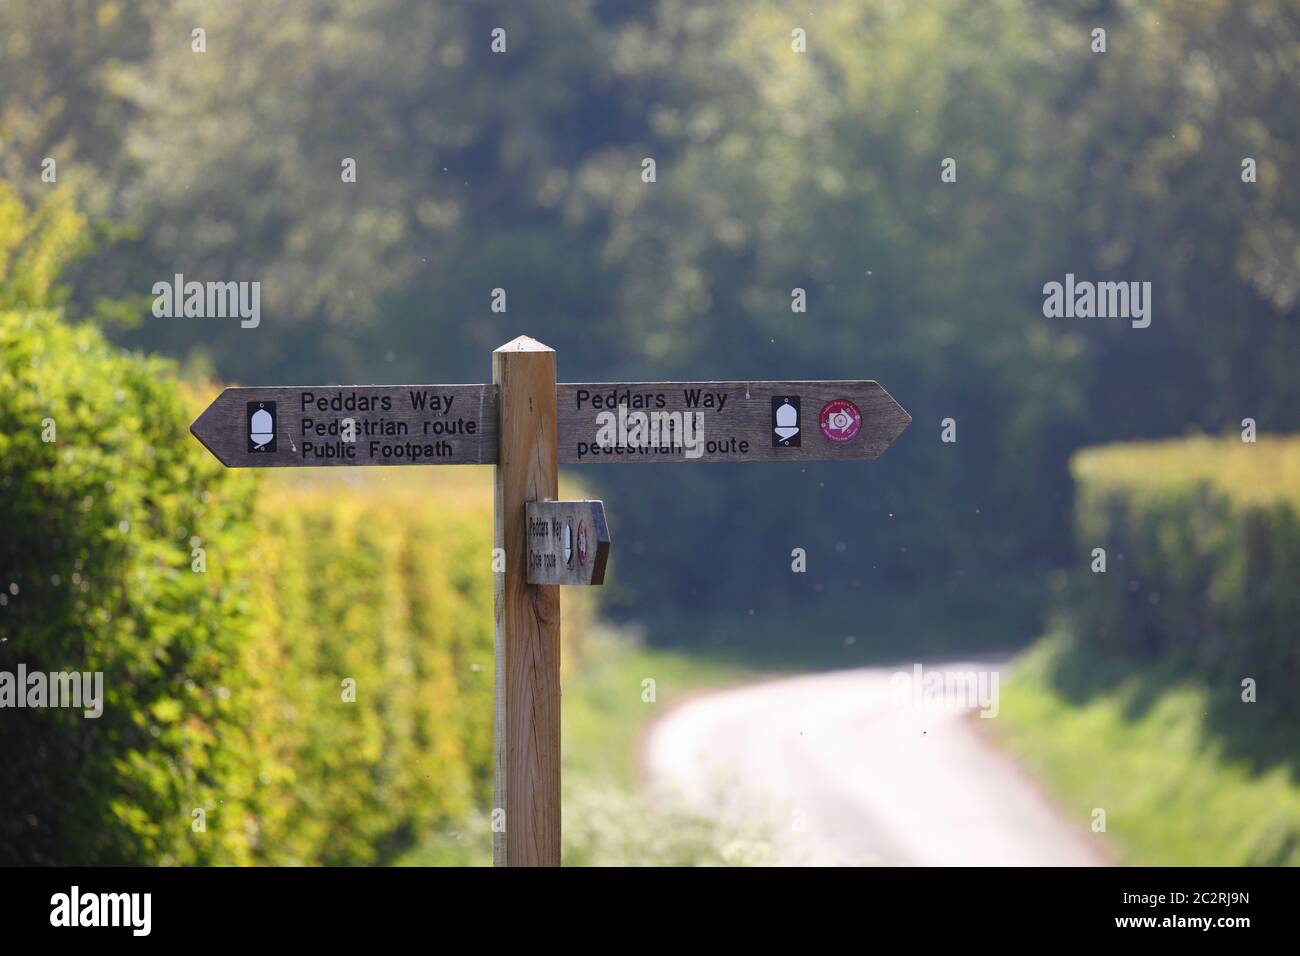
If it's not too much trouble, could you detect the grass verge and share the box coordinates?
[991,634,1300,866]
[397,628,766,866]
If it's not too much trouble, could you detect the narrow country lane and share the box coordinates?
[643,662,1104,866]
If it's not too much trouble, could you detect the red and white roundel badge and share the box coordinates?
[576,520,589,565]
[819,399,862,443]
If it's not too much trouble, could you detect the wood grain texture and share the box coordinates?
[190,384,497,467]
[492,336,561,867]
[525,500,610,586]
[555,381,910,464]
[192,380,910,471]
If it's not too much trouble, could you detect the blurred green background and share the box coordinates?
[5,0,1295,626]
[1,0,1297,865]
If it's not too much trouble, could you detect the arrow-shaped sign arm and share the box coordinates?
[190,387,236,467]
[859,381,911,456]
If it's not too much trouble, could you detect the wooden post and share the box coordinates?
[191,344,909,869]
[492,335,561,867]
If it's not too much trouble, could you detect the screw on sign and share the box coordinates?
[190,335,910,866]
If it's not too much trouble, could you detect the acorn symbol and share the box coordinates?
[250,405,274,450]
[773,399,800,443]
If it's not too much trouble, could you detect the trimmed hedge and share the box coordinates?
[1069,436,1300,703]
[0,308,262,864]
[0,308,534,864]
[241,474,498,865]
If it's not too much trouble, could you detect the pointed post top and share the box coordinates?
[495,335,553,353]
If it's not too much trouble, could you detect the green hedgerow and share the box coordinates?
[0,307,262,864]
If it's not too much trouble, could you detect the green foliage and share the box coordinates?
[1002,434,1300,864]
[0,312,503,863]
[242,475,497,865]
[100,0,635,382]
[1050,0,1300,437]
[558,632,775,865]
[561,782,775,867]
[1069,435,1300,707]
[0,183,87,310]
[0,179,568,863]
[0,305,263,864]
[399,629,773,867]
[2,0,1297,625]
[996,636,1300,866]
[0,1,164,203]
[579,0,1083,610]
[0,177,592,862]
[0,290,503,864]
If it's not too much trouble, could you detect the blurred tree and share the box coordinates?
[1044,0,1300,440]
[0,0,163,208]
[106,0,642,384]
[573,0,1300,617]
[1,0,1294,628]
[572,0,1087,610]
[0,185,87,310]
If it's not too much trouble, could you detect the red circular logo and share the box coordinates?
[819,399,862,443]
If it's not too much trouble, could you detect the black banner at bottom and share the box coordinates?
[0,865,1288,943]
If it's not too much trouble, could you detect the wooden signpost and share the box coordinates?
[190,384,497,467]
[190,334,911,867]
[557,380,909,464]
